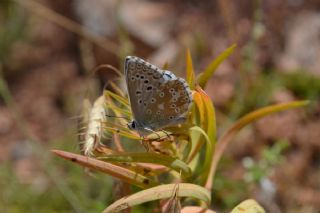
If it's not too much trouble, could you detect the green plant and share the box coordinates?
[243,140,289,183]
[53,45,308,212]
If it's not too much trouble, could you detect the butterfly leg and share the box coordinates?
[143,127,162,140]
[159,129,171,139]
[138,133,150,151]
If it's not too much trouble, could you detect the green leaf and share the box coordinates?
[189,126,213,184]
[205,100,309,190]
[197,44,236,88]
[188,88,216,184]
[186,48,196,89]
[196,86,216,143]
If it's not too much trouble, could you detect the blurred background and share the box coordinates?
[0,0,320,212]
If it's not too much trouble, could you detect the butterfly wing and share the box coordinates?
[125,56,161,124]
[145,77,193,130]
[125,56,193,132]
[125,56,145,122]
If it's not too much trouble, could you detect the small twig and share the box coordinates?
[13,0,120,56]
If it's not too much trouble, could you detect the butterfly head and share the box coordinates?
[127,120,137,130]
[128,120,155,136]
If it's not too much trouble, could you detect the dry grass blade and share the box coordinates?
[52,150,157,188]
[102,183,211,213]
[109,81,126,98]
[98,152,192,177]
[105,90,130,106]
[104,126,140,140]
[13,0,119,55]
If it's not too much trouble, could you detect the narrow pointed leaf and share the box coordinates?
[104,126,140,140]
[186,48,196,89]
[51,150,157,188]
[197,44,236,88]
[189,126,213,184]
[98,152,192,177]
[104,90,129,106]
[206,100,309,190]
[104,104,131,117]
[187,91,206,163]
[196,86,216,142]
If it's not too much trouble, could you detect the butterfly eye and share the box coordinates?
[147,86,153,91]
[169,88,175,93]
[144,80,149,84]
[175,108,180,113]
[138,99,142,104]
[128,121,136,130]
[136,90,142,95]
[140,75,145,79]
[131,77,135,81]
[169,116,174,120]
[172,98,177,102]
[135,74,140,78]
[170,104,176,108]
[151,98,156,103]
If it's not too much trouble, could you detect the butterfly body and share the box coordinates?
[125,56,193,136]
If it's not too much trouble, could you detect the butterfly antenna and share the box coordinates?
[105,114,130,128]
[105,114,128,119]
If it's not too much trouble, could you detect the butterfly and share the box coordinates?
[125,56,193,136]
